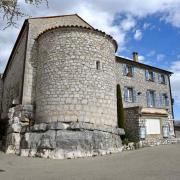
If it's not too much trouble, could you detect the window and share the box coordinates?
[146,90,156,107]
[123,64,134,77]
[145,70,155,82]
[160,93,169,107]
[124,87,136,103]
[96,61,100,70]
[158,74,167,84]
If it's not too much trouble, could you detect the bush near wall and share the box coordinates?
[117,84,125,129]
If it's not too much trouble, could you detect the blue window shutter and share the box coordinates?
[158,74,161,84]
[159,93,163,107]
[124,87,128,102]
[166,96,169,106]
[153,72,156,82]
[145,70,149,80]
[123,64,127,75]
[154,92,156,107]
[132,67,135,77]
[164,75,168,85]
[133,89,137,103]
[146,91,150,107]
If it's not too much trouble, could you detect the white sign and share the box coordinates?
[145,119,161,135]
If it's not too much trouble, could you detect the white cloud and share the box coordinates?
[170,61,180,104]
[147,50,156,57]
[171,61,180,72]
[138,54,151,65]
[164,8,180,28]
[143,23,151,30]
[157,54,166,62]
[1,0,180,73]
[143,23,156,31]
[138,55,145,63]
[120,16,136,31]
[134,29,143,40]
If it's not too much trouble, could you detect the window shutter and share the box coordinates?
[145,70,149,80]
[123,64,127,75]
[133,89,137,103]
[166,96,169,106]
[158,74,161,84]
[132,66,135,77]
[146,91,150,107]
[153,72,156,82]
[154,92,156,107]
[159,93,163,107]
[164,75,168,85]
[124,87,128,102]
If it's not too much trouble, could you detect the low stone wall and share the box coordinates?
[5,106,124,159]
[141,138,180,147]
[122,138,180,151]
[5,105,33,154]
[175,126,180,138]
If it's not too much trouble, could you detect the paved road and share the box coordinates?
[0,144,180,180]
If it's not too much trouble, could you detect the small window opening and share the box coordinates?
[96,61,100,70]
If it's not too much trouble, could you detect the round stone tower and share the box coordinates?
[20,26,124,159]
[35,26,118,127]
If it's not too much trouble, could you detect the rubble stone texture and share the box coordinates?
[1,15,175,159]
[20,124,124,159]
[5,105,33,154]
[4,24,124,159]
[6,106,124,158]
[36,27,117,126]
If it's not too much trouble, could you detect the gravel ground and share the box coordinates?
[0,144,180,180]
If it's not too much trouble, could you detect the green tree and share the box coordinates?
[0,0,48,27]
[117,84,125,129]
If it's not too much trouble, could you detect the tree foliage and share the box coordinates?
[0,0,48,28]
[117,84,125,129]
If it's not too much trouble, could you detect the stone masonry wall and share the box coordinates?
[124,107,140,142]
[35,27,117,127]
[22,15,92,105]
[5,105,124,159]
[0,75,3,114]
[124,106,176,146]
[175,126,180,138]
[1,27,28,118]
[115,60,173,119]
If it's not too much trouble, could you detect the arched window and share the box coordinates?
[96,61,100,70]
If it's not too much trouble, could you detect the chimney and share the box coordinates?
[133,52,138,62]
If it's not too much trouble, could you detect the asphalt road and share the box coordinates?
[0,144,180,180]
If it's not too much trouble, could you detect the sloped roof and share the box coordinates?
[116,56,173,74]
[36,25,118,51]
[29,14,94,29]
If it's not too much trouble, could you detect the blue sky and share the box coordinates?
[117,15,180,120]
[0,0,180,120]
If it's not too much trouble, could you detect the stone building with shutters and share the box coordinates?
[116,54,175,145]
[0,14,175,157]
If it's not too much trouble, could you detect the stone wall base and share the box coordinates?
[20,122,124,159]
[5,106,124,159]
[141,138,180,147]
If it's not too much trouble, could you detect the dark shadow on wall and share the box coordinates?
[116,84,125,129]
[0,169,5,172]
[0,119,8,151]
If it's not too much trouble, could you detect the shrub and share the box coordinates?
[117,84,125,129]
